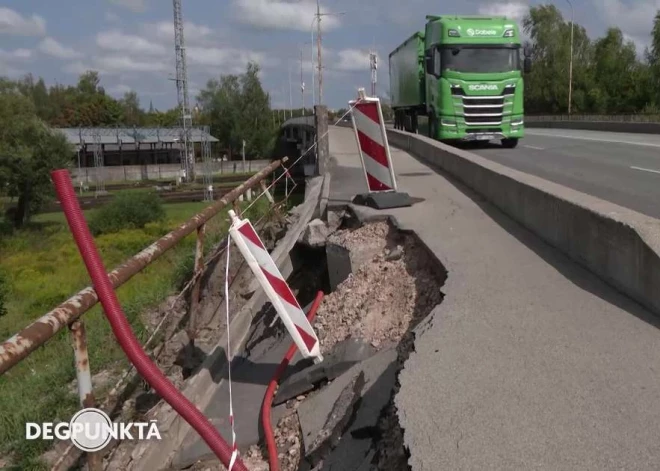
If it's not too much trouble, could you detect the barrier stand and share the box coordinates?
[349,88,412,209]
[228,210,323,362]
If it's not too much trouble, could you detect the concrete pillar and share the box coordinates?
[314,105,329,176]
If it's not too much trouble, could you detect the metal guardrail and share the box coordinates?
[0,158,286,469]
[527,114,660,123]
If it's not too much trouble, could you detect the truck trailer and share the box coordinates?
[389,15,531,148]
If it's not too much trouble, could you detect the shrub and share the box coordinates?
[88,191,165,236]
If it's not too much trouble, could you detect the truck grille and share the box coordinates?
[451,85,515,126]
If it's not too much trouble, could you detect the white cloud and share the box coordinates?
[38,37,81,59]
[0,47,33,78]
[108,83,133,96]
[105,12,121,23]
[334,48,375,72]
[593,0,657,52]
[188,46,277,72]
[0,7,46,36]
[0,48,33,61]
[62,61,89,75]
[96,30,168,56]
[147,20,214,45]
[231,0,342,32]
[109,0,148,13]
[477,1,529,24]
[95,55,169,73]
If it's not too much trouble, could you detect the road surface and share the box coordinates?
[328,125,660,470]
[471,128,660,219]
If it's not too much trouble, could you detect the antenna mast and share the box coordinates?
[369,50,378,97]
[173,0,194,182]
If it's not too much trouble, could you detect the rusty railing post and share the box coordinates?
[70,321,103,471]
[188,223,205,342]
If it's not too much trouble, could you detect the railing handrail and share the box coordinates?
[0,158,286,376]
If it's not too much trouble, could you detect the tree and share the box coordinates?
[236,62,276,158]
[0,81,72,228]
[197,62,276,159]
[120,91,143,126]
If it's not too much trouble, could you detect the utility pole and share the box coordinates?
[566,0,574,115]
[316,0,323,105]
[172,0,194,182]
[369,50,378,97]
[288,63,293,118]
[300,48,305,115]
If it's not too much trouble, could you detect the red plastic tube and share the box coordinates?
[51,169,247,471]
[261,290,324,471]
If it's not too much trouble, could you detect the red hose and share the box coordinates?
[51,169,247,471]
[261,290,324,471]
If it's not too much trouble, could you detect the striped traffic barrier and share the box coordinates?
[349,89,398,192]
[228,210,323,362]
[348,88,412,209]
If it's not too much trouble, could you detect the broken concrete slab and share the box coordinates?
[274,338,376,405]
[300,218,330,248]
[305,371,366,464]
[326,209,345,235]
[297,346,398,471]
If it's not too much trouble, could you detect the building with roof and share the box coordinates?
[57,126,218,167]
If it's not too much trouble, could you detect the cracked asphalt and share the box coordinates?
[329,125,660,470]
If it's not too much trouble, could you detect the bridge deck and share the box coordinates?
[328,125,660,470]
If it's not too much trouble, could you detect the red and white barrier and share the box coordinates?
[349,89,398,193]
[228,210,323,362]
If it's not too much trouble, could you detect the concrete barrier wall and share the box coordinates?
[70,160,271,184]
[526,120,660,134]
[385,127,660,317]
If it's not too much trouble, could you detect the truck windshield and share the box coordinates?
[441,46,520,74]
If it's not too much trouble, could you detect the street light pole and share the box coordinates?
[566,0,574,115]
[300,47,305,115]
[316,0,323,105]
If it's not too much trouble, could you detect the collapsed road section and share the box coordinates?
[175,214,446,471]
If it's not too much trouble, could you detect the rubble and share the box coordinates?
[299,219,330,247]
[318,223,443,353]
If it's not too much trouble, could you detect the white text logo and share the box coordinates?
[468,84,498,91]
[26,408,161,452]
[466,28,498,36]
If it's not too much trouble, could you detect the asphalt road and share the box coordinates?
[470,128,660,220]
[328,126,660,470]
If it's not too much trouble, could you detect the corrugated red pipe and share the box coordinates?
[51,169,248,471]
[261,290,324,471]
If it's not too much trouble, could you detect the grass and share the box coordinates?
[0,196,270,469]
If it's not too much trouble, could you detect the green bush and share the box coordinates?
[88,191,165,236]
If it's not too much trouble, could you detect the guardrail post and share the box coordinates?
[188,224,205,342]
[70,320,102,471]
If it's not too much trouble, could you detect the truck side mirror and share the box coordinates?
[425,55,433,74]
[523,57,532,74]
[523,46,532,58]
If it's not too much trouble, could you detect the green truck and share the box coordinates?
[389,15,531,148]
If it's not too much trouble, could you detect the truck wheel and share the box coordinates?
[501,138,519,149]
[428,116,438,139]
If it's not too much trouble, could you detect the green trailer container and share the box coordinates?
[389,31,426,110]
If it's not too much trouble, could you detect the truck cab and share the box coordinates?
[423,15,531,148]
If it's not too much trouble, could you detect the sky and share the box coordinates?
[0,0,658,111]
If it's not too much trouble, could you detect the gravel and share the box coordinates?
[317,222,443,353]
